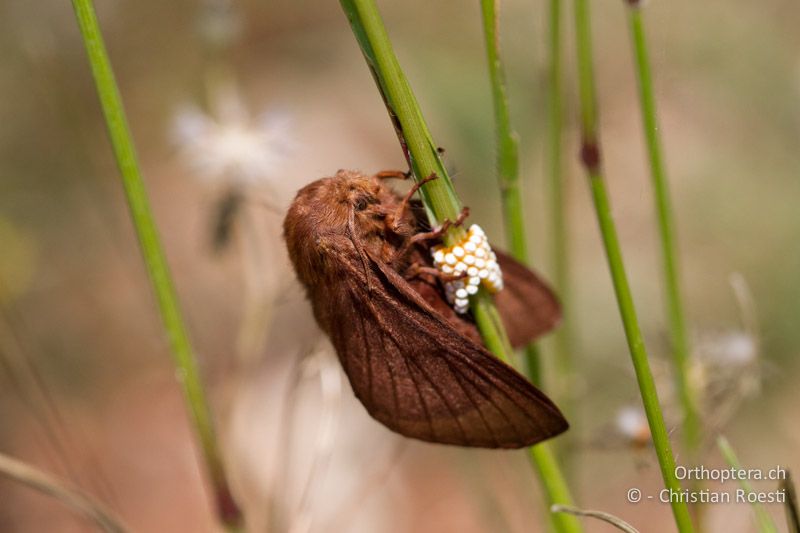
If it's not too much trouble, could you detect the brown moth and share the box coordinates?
[283,169,567,448]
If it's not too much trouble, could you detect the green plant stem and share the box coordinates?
[479,5,581,532]
[340,2,581,532]
[479,0,524,259]
[69,1,242,529]
[528,445,583,533]
[571,0,694,531]
[339,0,514,360]
[625,2,700,458]
[478,0,544,384]
[339,0,461,227]
[717,437,778,533]
[546,0,574,410]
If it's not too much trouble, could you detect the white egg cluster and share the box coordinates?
[430,224,504,314]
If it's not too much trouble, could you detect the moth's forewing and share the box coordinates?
[319,236,567,448]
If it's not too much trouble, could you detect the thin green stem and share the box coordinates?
[528,445,583,533]
[478,0,544,384]
[571,0,694,531]
[340,2,581,531]
[717,437,778,533]
[340,0,513,363]
[625,3,700,458]
[339,0,461,227]
[588,170,694,532]
[546,0,574,409]
[574,0,599,146]
[69,1,242,528]
[480,3,580,532]
[479,0,524,259]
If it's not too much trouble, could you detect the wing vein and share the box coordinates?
[366,297,471,444]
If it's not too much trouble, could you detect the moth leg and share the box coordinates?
[448,206,470,229]
[393,206,469,264]
[404,263,465,282]
[409,206,470,244]
[387,173,439,233]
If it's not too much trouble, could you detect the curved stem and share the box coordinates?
[0,452,127,533]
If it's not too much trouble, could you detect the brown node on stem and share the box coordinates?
[580,140,601,172]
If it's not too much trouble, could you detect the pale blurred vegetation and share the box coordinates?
[0,0,798,531]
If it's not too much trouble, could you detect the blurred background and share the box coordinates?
[0,0,798,531]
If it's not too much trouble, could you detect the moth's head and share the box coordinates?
[294,169,383,210]
[293,170,394,229]
[330,169,388,214]
[285,170,390,243]
[284,170,395,286]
